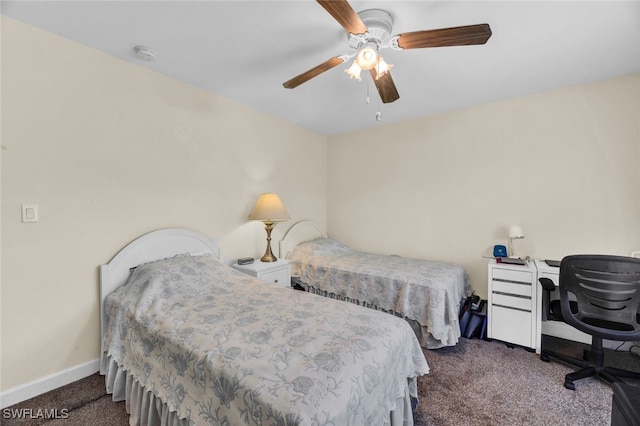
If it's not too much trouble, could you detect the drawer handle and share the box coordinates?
[274,279,278,283]
[493,291,531,300]
[493,278,530,285]
[493,303,531,313]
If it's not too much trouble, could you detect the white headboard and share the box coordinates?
[279,220,327,259]
[99,228,219,371]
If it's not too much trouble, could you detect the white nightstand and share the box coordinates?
[232,259,291,288]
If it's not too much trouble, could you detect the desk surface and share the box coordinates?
[489,258,534,270]
[534,259,561,275]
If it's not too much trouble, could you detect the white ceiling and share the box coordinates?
[2,1,639,135]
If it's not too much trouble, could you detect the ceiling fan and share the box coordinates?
[283,0,492,104]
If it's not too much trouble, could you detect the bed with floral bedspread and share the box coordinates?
[102,252,429,425]
[286,238,472,349]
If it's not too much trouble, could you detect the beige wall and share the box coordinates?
[0,18,327,391]
[327,74,640,298]
[3,14,639,398]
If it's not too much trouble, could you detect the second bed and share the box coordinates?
[280,221,472,349]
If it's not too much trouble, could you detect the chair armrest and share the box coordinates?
[538,278,556,321]
[539,277,556,292]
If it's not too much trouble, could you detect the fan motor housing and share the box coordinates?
[347,9,393,49]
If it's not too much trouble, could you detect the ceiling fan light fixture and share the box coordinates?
[345,60,362,80]
[355,42,379,71]
[374,56,393,79]
[283,2,492,106]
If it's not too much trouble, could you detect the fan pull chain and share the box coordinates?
[366,83,381,121]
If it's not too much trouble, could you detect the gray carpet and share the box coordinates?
[414,336,639,425]
[4,336,640,425]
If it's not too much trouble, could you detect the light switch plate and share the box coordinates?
[21,204,39,223]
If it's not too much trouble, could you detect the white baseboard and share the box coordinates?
[0,358,100,409]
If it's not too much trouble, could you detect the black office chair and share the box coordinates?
[538,277,585,359]
[539,254,640,390]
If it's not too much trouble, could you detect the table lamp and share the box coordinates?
[508,225,525,258]
[248,193,290,262]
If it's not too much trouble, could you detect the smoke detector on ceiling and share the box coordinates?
[133,45,157,62]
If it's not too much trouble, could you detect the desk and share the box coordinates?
[487,259,592,353]
[533,259,591,353]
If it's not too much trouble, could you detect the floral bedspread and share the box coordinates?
[287,238,473,348]
[103,254,429,425]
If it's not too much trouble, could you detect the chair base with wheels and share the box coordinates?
[541,338,640,390]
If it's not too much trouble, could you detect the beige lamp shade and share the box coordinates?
[508,225,525,258]
[249,193,290,222]
[508,225,524,239]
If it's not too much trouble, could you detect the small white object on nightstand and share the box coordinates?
[233,259,291,288]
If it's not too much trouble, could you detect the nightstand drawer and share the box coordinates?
[260,268,289,287]
[232,259,291,288]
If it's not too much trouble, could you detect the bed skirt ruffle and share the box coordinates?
[102,354,416,426]
[302,284,454,349]
[103,356,189,426]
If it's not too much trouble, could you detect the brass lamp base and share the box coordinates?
[260,221,278,262]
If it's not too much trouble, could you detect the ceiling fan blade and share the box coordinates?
[369,69,399,104]
[395,23,492,49]
[283,56,346,89]
[317,0,368,35]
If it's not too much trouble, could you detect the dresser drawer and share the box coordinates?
[491,280,532,297]
[492,268,532,284]
[491,292,532,311]
[490,305,532,347]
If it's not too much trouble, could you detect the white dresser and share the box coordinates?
[232,259,291,288]
[487,259,537,350]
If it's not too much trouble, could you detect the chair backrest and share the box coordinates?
[559,254,640,341]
